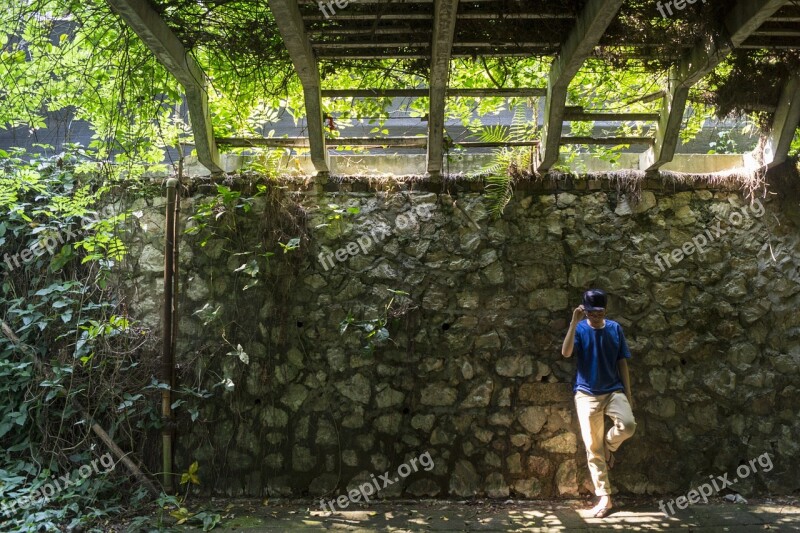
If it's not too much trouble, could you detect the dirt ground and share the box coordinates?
[119,495,800,532]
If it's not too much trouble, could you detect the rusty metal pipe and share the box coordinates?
[162,177,179,491]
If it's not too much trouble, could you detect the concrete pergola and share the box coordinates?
[106,0,800,177]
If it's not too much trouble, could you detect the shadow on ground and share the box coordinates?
[171,497,800,532]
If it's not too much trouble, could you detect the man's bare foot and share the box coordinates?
[591,495,613,518]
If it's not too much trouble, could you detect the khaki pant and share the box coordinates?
[574,390,636,496]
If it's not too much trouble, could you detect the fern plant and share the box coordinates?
[464,104,538,218]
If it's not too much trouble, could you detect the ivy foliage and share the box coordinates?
[0,147,161,531]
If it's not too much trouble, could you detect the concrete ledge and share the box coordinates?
[182,152,762,178]
[660,154,747,173]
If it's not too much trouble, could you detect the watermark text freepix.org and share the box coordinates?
[2,213,100,274]
[1,452,115,516]
[2,227,80,273]
[318,203,434,271]
[656,0,706,18]
[658,452,773,515]
[318,0,356,19]
[319,451,434,512]
[653,198,765,272]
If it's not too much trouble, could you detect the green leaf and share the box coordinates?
[375,328,390,343]
[227,344,249,365]
[171,399,186,410]
[0,421,13,439]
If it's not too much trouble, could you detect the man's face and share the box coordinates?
[585,309,606,326]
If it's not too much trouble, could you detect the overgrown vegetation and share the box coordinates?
[0,147,265,531]
[0,147,155,530]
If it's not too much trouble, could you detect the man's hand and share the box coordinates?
[562,305,585,357]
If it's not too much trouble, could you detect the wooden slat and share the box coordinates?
[316,50,558,59]
[216,138,541,149]
[303,13,431,20]
[458,12,574,19]
[105,0,222,173]
[299,0,433,3]
[311,41,560,49]
[302,13,574,21]
[268,0,329,176]
[763,75,800,168]
[312,41,430,49]
[218,137,427,148]
[768,4,800,21]
[448,88,547,98]
[427,0,459,176]
[561,136,654,146]
[741,37,800,49]
[308,27,427,36]
[455,141,540,148]
[538,0,626,171]
[753,22,800,37]
[646,0,788,170]
[321,88,546,98]
[564,107,661,122]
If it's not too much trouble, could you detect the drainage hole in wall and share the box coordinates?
[441,323,451,331]
[254,399,262,405]
[296,321,304,328]
[680,358,687,365]
[402,407,410,415]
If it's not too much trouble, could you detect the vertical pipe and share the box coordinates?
[171,163,181,477]
[162,177,179,492]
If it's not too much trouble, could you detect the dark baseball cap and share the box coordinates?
[582,289,607,311]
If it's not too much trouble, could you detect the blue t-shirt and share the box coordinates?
[572,319,631,395]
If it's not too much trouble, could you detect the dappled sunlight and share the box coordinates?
[185,498,800,531]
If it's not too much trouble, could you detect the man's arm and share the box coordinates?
[561,305,585,358]
[618,359,633,408]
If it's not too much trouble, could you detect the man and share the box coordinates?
[561,289,636,518]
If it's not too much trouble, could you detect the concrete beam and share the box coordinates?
[764,75,800,168]
[267,0,329,175]
[538,0,625,171]
[646,0,787,170]
[106,0,222,173]
[426,0,459,176]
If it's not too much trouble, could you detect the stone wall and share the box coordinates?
[122,175,800,499]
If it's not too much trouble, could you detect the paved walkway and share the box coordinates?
[183,497,800,531]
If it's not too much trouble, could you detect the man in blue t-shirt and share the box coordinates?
[561,289,636,518]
